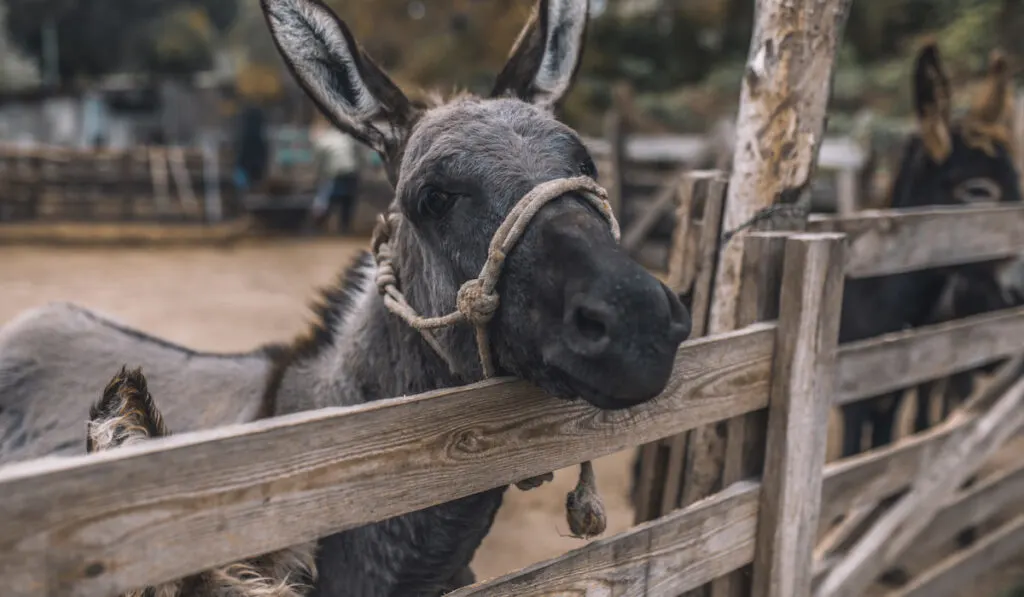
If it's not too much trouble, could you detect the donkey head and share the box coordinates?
[262,0,691,410]
[892,43,1021,209]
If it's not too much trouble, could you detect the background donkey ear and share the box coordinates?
[261,0,417,156]
[912,41,953,162]
[491,0,590,109]
[970,50,1011,125]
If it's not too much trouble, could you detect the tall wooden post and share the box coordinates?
[642,3,854,596]
[708,0,853,334]
[753,233,846,597]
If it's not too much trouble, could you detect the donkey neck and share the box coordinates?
[273,250,505,597]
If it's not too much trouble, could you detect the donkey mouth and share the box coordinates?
[541,362,670,411]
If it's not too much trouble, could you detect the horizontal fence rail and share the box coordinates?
[834,305,1024,405]
[0,324,775,597]
[807,204,1024,278]
[450,481,761,597]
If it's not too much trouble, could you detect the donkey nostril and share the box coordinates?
[573,304,609,342]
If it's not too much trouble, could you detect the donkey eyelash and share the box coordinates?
[416,187,460,219]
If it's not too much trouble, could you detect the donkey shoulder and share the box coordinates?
[0,302,273,465]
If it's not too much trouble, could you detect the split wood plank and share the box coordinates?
[661,173,729,516]
[711,231,788,597]
[0,325,775,597]
[891,514,1024,597]
[814,375,1024,597]
[752,233,846,597]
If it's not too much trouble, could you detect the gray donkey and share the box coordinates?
[0,0,692,595]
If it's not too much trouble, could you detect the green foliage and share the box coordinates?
[3,0,238,82]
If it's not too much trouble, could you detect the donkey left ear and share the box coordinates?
[491,0,590,109]
[913,41,953,162]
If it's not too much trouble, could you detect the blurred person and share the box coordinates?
[233,102,270,194]
[309,114,361,234]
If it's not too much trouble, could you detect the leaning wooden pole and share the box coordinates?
[708,0,853,334]
[671,2,853,596]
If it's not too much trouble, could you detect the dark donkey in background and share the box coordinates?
[839,43,1022,459]
[628,42,1022,511]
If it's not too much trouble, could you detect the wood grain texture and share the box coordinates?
[834,305,1024,405]
[622,169,686,253]
[634,172,726,524]
[752,234,846,597]
[807,204,1024,278]
[891,514,1024,597]
[663,173,729,517]
[708,0,852,334]
[893,459,1024,573]
[815,376,1024,597]
[450,481,760,597]
[712,231,788,597]
[819,422,962,531]
[666,176,701,293]
[0,326,775,597]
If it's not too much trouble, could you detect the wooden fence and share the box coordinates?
[2,168,1023,596]
[0,222,845,596]
[646,170,1024,596]
[0,144,240,224]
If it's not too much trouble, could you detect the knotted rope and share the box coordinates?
[371,175,618,538]
[372,176,619,378]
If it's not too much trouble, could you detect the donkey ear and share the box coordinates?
[261,0,417,156]
[491,0,590,109]
[912,41,953,162]
[970,50,1011,125]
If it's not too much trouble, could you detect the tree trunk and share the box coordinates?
[690,2,853,596]
[708,0,853,334]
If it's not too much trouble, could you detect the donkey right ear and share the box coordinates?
[491,0,590,109]
[913,41,953,162]
[261,0,417,156]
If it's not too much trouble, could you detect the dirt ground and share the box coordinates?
[2,237,1022,593]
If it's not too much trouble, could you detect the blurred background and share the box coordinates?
[1,0,1020,137]
[0,1,1022,594]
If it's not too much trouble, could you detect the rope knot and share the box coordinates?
[457,278,499,325]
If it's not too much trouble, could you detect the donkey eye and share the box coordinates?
[580,159,597,178]
[417,187,457,219]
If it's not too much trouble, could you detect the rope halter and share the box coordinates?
[371,175,620,379]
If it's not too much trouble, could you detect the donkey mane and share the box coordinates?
[260,251,375,414]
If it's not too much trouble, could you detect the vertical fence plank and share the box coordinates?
[660,173,728,516]
[752,233,846,597]
[603,101,625,221]
[712,231,789,597]
[633,171,728,525]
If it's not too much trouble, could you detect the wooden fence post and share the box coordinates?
[752,232,846,597]
[708,0,853,334]
[632,171,728,524]
[712,231,790,597]
[603,98,625,221]
[665,4,853,591]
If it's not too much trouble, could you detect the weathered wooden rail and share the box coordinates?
[629,163,1024,596]
[0,230,846,597]
[0,144,240,224]
[4,167,1023,596]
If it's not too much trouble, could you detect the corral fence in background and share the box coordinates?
[0,144,240,224]
[635,170,1024,597]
